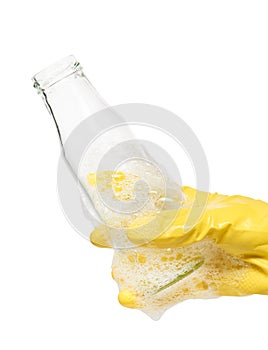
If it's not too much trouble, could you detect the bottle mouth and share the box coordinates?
[32,55,82,92]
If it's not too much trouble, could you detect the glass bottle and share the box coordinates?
[32,56,180,245]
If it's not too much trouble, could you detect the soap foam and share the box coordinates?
[112,239,250,320]
[80,159,181,235]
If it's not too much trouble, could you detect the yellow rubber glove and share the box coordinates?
[91,186,268,297]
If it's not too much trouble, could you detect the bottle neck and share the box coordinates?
[33,55,148,171]
[33,56,108,145]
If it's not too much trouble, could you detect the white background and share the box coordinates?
[1,1,268,349]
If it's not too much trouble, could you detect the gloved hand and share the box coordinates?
[91,186,268,299]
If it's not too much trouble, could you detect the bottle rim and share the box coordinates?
[32,55,81,91]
